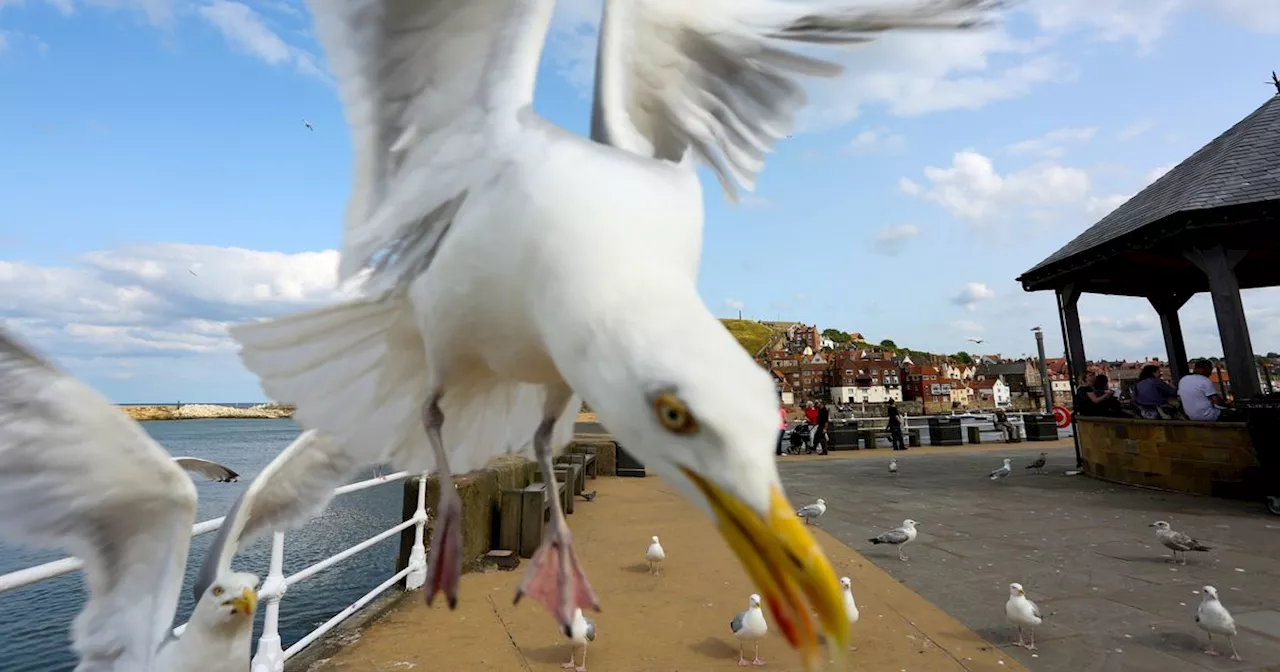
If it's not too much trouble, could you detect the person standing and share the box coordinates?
[776,406,787,456]
[886,399,906,451]
[814,402,830,455]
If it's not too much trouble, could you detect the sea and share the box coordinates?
[0,418,403,672]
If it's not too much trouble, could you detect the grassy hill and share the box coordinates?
[720,319,776,357]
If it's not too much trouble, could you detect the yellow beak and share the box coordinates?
[231,588,258,616]
[681,468,848,669]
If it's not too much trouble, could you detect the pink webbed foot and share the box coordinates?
[575,667,587,672]
[561,663,575,670]
[424,491,463,609]
[514,522,599,627]
[752,659,766,666]
[738,659,751,667]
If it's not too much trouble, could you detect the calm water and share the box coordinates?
[0,419,402,672]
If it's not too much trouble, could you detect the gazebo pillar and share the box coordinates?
[1147,292,1191,384]
[1186,246,1261,399]
[1056,283,1086,383]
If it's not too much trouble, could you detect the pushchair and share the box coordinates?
[786,421,813,455]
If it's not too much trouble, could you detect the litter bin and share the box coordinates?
[1237,395,1280,516]
[927,416,963,446]
[1024,413,1059,441]
[615,443,646,478]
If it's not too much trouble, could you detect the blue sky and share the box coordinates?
[1,0,1278,402]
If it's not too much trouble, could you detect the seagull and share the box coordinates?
[840,577,859,625]
[730,594,769,667]
[645,535,665,576]
[1023,452,1047,475]
[561,607,595,671]
[967,337,984,344]
[228,0,999,656]
[989,458,1012,481]
[1197,585,1242,661]
[303,119,314,131]
[888,458,898,475]
[796,498,826,526]
[0,328,256,671]
[1150,521,1212,565]
[868,519,918,561]
[1006,582,1042,651]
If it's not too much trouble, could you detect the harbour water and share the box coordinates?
[0,419,403,672]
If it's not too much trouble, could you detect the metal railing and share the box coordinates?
[0,470,430,672]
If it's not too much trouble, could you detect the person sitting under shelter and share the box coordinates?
[1178,359,1228,421]
[1134,364,1179,419]
[1076,374,1127,418]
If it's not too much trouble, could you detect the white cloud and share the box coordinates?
[724,298,745,313]
[873,223,920,256]
[849,127,905,154]
[198,1,321,77]
[897,177,922,196]
[1144,162,1176,185]
[1117,119,1155,141]
[1005,126,1096,158]
[950,282,994,310]
[1026,0,1280,52]
[907,150,1091,221]
[0,243,356,366]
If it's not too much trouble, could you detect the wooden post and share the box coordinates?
[1148,292,1192,385]
[1186,246,1260,399]
[1056,284,1085,469]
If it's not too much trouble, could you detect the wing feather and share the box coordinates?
[172,457,240,482]
[306,0,556,288]
[0,329,196,670]
[590,0,1001,199]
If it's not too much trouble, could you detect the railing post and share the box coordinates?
[404,472,430,590]
[251,532,288,672]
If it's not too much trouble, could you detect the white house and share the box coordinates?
[992,376,1012,406]
[831,384,900,404]
[819,336,836,349]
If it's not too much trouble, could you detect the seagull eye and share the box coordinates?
[652,393,698,434]
[211,586,224,597]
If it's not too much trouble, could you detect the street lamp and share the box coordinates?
[1032,326,1052,414]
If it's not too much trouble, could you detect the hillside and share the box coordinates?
[720,319,776,356]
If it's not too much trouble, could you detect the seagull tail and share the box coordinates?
[228,293,427,467]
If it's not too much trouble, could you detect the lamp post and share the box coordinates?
[1032,326,1052,414]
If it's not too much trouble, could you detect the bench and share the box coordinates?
[499,480,569,558]
[966,424,1023,444]
[857,427,921,449]
[556,451,598,481]
[534,467,576,514]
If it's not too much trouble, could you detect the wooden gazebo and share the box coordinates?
[1016,91,1279,495]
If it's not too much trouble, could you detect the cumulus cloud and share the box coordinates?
[849,127,905,154]
[873,223,920,256]
[906,150,1091,221]
[1025,0,1280,51]
[1117,119,1156,141]
[198,0,324,78]
[950,282,994,310]
[0,243,355,367]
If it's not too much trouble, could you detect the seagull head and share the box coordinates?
[195,572,259,625]
[1150,520,1171,530]
[1003,458,1012,466]
[839,576,851,590]
[1201,585,1219,600]
[651,535,660,544]
[571,311,846,664]
[748,593,762,609]
[815,498,826,507]
[1009,582,1025,598]
[902,519,918,529]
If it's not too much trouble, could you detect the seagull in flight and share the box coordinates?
[967,337,984,344]
[303,119,314,131]
[229,0,1001,663]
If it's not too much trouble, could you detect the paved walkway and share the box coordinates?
[778,444,1280,671]
[314,474,1024,671]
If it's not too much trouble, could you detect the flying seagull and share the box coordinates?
[229,0,1001,660]
[1197,585,1242,661]
[1150,520,1211,565]
[562,607,595,671]
[0,328,255,671]
[1006,582,1042,651]
[868,519,918,561]
[1023,452,1047,475]
[303,119,314,131]
[966,337,984,344]
[989,458,1012,481]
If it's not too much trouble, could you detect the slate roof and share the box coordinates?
[1021,93,1280,283]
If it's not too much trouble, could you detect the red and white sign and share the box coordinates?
[1052,405,1072,428]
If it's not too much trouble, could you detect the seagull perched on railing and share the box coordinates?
[228,0,1001,660]
[0,329,258,672]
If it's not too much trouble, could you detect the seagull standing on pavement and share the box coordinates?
[989,458,1012,481]
[796,498,826,526]
[840,577,859,625]
[562,607,595,671]
[730,594,769,667]
[1150,521,1212,565]
[228,0,1002,655]
[1005,582,1042,651]
[1197,586,1242,661]
[645,535,665,576]
[888,457,898,476]
[868,519,918,561]
[1023,452,1047,475]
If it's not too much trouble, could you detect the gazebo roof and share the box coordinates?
[1019,93,1280,294]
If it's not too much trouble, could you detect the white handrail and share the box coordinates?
[0,470,432,672]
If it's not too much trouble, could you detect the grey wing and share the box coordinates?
[797,504,820,517]
[0,329,197,669]
[730,611,745,633]
[585,618,596,642]
[876,528,910,544]
[193,430,364,599]
[305,0,549,288]
[172,456,240,482]
[1030,600,1042,619]
[1164,532,1194,550]
[989,466,1008,478]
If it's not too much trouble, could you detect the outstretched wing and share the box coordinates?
[172,457,240,482]
[193,430,364,599]
[0,329,196,670]
[307,0,556,289]
[590,0,1000,199]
